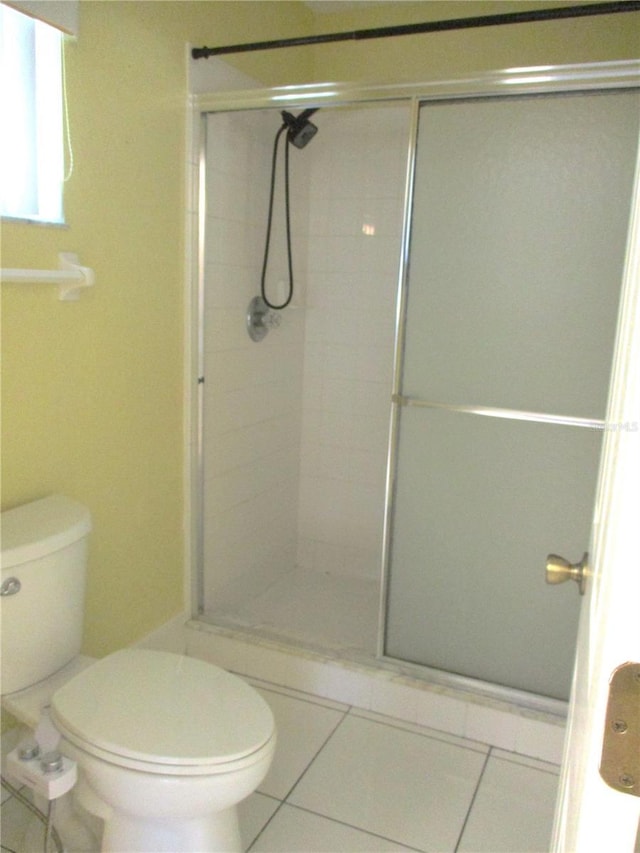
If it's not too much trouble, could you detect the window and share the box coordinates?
[0,3,65,223]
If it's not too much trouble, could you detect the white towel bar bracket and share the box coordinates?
[1,253,95,301]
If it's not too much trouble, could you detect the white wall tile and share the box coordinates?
[465,704,520,751]
[187,628,248,673]
[514,715,566,764]
[369,678,419,723]
[414,690,469,738]
[295,107,406,582]
[202,105,419,646]
[179,624,560,760]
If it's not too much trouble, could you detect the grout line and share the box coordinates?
[246,798,287,853]
[347,706,489,756]
[278,708,351,803]
[283,802,427,852]
[244,677,350,713]
[1,792,22,853]
[490,750,561,776]
[453,746,492,852]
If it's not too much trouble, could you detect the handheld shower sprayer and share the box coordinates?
[255,108,320,326]
[281,109,319,149]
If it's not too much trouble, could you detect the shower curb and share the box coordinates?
[136,614,566,765]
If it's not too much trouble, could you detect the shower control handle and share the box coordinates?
[545,552,588,595]
[261,310,281,331]
[0,576,21,596]
[247,295,281,342]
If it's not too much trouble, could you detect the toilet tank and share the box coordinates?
[1,495,92,695]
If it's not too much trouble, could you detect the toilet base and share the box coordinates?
[101,806,241,853]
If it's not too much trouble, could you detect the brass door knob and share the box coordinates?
[545,552,588,595]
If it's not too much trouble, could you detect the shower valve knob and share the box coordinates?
[261,310,281,330]
[247,296,281,341]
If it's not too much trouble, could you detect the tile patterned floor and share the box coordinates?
[1,676,559,853]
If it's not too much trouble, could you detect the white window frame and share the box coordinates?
[1,2,65,224]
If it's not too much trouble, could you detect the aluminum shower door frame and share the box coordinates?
[190,61,640,713]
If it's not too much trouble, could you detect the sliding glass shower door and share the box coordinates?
[384,91,640,701]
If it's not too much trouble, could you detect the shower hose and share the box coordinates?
[1,774,64,853]
[260,122,294,310]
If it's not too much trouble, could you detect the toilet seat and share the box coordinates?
[50,649,275,775]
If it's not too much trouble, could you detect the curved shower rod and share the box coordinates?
[192,1,640,59]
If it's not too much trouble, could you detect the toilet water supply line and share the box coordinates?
[1,709,75,853]
[0,775,63,853]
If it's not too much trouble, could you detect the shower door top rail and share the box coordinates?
[193,60,640,114]
[392,395,606,430]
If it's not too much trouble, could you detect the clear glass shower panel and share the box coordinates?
[200,103,409,656]
[402,92,640,419]
[201,108,309,615]
[384,407,602,700]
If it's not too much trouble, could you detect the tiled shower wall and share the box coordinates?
[203,109,309,610]
[202,102,410,611]
[297,105,410,581]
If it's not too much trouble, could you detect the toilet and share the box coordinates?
[1,495,276,852]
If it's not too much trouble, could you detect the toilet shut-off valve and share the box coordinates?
[6,742,77,800]
[5,707,76,800]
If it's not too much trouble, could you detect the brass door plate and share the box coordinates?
[600,662,640,797]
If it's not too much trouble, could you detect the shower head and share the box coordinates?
[281,109,319,149]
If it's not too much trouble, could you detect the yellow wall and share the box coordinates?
[1,1,638,661]
[0,1,313,659]
[309,1,640,82]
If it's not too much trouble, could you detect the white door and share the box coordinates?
[552,139,640,850]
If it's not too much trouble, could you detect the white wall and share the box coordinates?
[202,107,308,610]
[297,104,409,581]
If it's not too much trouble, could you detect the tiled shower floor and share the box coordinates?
[1,675,559,853]
[207,568,381,657]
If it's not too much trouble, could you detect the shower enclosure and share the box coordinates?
[192,64,640,709]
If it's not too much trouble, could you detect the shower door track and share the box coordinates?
[392,395,605,430]
[193,61,640,115]
[191,60,640,716]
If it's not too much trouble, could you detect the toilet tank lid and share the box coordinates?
[1,495,92,570]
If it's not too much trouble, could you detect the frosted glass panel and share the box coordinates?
[385,408,602,700]
[384,90,638,701]
[403,92,640,419]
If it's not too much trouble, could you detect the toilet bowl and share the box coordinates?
[1,496,276,852]
[4,649,276,852]
[50,648,276,852]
